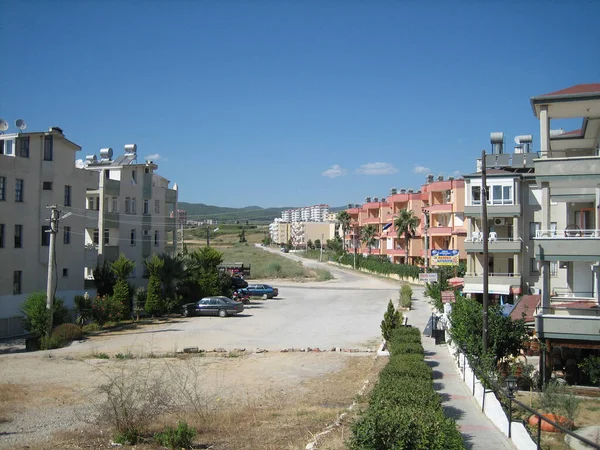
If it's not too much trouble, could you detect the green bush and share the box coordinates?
[381,300,403,341]
[52,323,83,342]
[154,421,197,449]
[579,355,600,386]
[90,295,126,325]
[40,334,65,350]
[399,284,413,309]
[82,322,101,333]
[20,292,70,338]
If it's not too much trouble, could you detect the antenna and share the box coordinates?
[0,119,8,133]
[15,119,27,132]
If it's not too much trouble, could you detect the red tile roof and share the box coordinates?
[538,83,600,98]
[510,295,540,322]
[557,129,582,137]
[552,300,598,309]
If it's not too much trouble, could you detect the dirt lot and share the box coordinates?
[0,349,384,449]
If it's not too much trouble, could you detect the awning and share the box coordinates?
[447,277,464,287]
[462,284,511,295]
[382,222,393,231]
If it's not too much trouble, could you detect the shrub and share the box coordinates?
[145,255,165,316]
[52,323,83,342]
[40,334,65,350]
[91,295,126,325]
[74,294,93,326]
[132,287,147,321]
[399,284,413,309]
[579,355,600,386]
[154,421,197,449]
[381,300,403,341]
[21,292,70,338]
[82,322,101,333]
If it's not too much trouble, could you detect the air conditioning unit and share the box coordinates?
[493,218,506,226]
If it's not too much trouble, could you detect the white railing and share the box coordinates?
[465,273,521,278]
[466,232,521,243]
[535,229,600,239]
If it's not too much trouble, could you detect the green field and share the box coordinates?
[185,224,267,246]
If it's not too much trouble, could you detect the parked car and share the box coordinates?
[239,284,279,299]
[181,296,244,317]
[231,276,248,290]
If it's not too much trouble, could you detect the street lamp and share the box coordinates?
[505,375,517,438]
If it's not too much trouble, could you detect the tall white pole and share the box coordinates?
[46,206,59,337]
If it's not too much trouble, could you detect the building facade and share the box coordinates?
[0,127,99,337]
[280,204,330,223]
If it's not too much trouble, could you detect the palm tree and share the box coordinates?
[393,208,420,264]
[337,211,352,251]
[361,225,378,255]
[158,253,185,304]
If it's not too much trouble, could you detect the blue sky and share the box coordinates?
[2,1,599,208]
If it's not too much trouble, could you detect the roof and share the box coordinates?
[463,168,521,178]
[559,129,583,136]
[536,83,600,98]
[510,295,540,322]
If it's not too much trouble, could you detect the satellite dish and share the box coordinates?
[15,119,27,131]
[0,119,8,132]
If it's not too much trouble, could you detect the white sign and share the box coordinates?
[419,273,438,283]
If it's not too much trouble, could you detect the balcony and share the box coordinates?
[84,246,99,263]
[464,235,522,253]
[534,229,600,261]
[427,203,453,214]
[387,248,406,256]
[362,217,380,224]
[428,226,452,236]
[165,217,176,230]
[104,179,120,197]
[104,212,119,228]
[535,300,600,342]
[360,247,381,255]
[166,188,177,204]
[464,203,521,217]
[534,156,600,190]
[463,273,522,295]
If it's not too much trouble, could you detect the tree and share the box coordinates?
[306,239,314,250]
[157,253,185,312]
[238,227,247,243]
[393,208,420,265]
[361,225,378,255]
[184,247,225,299]
[314,239,321,249]
[21,292,69,338]
[93,261,116,297]
[381,299,403,341]
[144,254,165,316]
[337,211,352,251]
[111,254,135,320]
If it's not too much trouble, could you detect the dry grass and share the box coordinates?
[0,383,27,423]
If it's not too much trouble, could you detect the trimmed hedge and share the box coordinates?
[349,326,465,449]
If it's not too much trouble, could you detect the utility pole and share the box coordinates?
[319,233,324,262]
[179,219,184,254]
[423,210,430,273]
[46,206,59,337]
[481,150,489,354]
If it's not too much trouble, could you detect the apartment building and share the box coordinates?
[344,204,361,250]
[82,144,178,287]
[269,219,290,245]
[528,84,600,372]
[290,221,336,248]
[0,127,99,337]
[280,204,330,223]
[421,176,467,265]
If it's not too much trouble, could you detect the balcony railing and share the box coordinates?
[362,217,380,224]
[465,235,522,253]
[535,229,600,239]
[465,272,521,278]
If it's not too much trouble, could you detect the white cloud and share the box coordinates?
[321,164,347,178]
[356,162,398,175]
[412,165,430,174]
[145,153,162,161]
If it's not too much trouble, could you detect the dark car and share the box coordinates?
[239,284,279,299]
[181,296,244,318]
[231,276,248,290]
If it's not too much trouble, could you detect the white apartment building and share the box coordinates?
[82,144,178,287]
[280,204,330,223]
[0,127,99,337]
[281,210,291,222]
[310,204,329,222]
[269,219,290,245]
[290,222,336,248]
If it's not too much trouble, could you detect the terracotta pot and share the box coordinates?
[528,413,574,432]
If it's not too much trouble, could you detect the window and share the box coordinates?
[154,230,159,247]
[104,229,109,245]
[0,224,4,248]
[0,140,10,155]
[41,226,51,246]
[155,199,160,214]
[112,197,118,213]
[131,170,137,184]
[14,224,22,248]
[550,222,557,237]
[471,186,481,205]
[43,135,53,161]
[16,137,29,157]
[63,226,71,244]
[42,181,53,190]
[64,185,72,206]
[144,167,150,174]
[93,229,99,245]
[125,197,131,214]
[13,271,22,294]
[0,176,5,200]
[62,268,68,278]
[530,258,539,275]
[15,179,24,202]
[143,199,149,215]
[491,185,513,205]
[550,261,558,277]
[529,222,540,239]
[130,229,136,246]
[131,197,136,214]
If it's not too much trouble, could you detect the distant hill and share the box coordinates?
[178,202,346,223]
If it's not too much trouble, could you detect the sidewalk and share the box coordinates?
[407,287,516,450]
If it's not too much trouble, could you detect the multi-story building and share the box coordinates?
[82,144,178,287]
[0,126,99,337]
[310,204,329,222]
[421,176,466,266]
[528,84,600,374]
[290,222,336,248]
[280,204,330,223]
[269,219,290,245]
[344,204,361,250]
